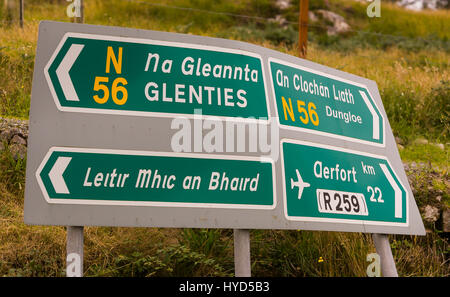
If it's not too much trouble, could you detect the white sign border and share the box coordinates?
[269,57,386,147]
[44,32,272,125]
[36,146,277,210]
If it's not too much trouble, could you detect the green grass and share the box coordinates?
[0,0,449,277]
[400,143,449,166]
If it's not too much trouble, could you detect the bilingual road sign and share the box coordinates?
[37,147,275,209]
[281,139,408,226]
[24,21,424,235]
[269,58,385,146]
[44,33,269,120]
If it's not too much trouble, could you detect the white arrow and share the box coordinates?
[359,90,380,140]
[379,163,402,218]
[55,43,84,102]
[49,156,72,194]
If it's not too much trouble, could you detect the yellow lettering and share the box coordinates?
[281,96,295,122]
[106,46,123,74]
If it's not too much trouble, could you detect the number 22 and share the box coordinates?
[367,186,383,203]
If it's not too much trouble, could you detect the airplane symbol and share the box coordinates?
[291,169,310,200]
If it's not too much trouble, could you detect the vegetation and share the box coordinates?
[0,0,448,276]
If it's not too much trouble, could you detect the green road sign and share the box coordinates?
[44,33,269,120]
[270,58,385,146]
[36,147,275,209]
[281,139,408,226]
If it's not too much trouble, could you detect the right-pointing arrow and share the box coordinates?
[359,90,380,140]
[49,156,71,194]
[379,163,402,218]
[55,43,84,102]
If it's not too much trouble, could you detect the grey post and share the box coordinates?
[66,226,84,277]
[233,229,251,277]
[372,233,398,277]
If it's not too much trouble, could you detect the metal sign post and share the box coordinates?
[372,233,398,277]
[66,226,84,277]
[234,229,251,277]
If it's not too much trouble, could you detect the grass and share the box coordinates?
[0,0,449,277]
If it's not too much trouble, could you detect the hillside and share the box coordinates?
[0,0,448,276]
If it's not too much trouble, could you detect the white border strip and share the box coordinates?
[268,57,386,147]
[280,138,408,227]
[36,147,277,210]
[44,32,272,124]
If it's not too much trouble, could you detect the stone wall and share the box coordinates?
[0,117,28,159]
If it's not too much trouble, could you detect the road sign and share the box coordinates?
[281,139,407,226]
[24,21,424,235]
[44,33,270,120]
[269,58,385,146]
[37,147,275,209]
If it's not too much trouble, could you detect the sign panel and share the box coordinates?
[24,21,425,235]
[45,33,269,120]
[281,139,407,226]
[37,147,275,209]
[269,58,385,146]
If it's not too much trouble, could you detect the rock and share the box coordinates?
[10,134,26,146]
[0,117,29,157]
[9,144,27,160]
[308,11,318,22]
[0,129,16,143]
[275,0,291,10]
[0,117,29,144]
[270,15,289,26]
[395,136,404,145]
[433,143,445,150]
[316,10,351,35]
[403,163,410,171]
[422,205,440,223]
[414,138,428,145]
[443,209,450,233]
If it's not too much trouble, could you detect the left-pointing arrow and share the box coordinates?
[55,43,84,102]
[49,156,71,194]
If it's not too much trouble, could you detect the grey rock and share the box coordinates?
[9,144,27,160]
[10,134,26,146]
[414,138,429,145]
[275,0,291,10]
[443,209,450,233]
[316,10,351,35]
[395,136,404,145]
[433,143,445,150]
[422,205,440,223]
[308,11,318,22]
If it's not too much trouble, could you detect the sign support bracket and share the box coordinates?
[372,233,398,277]
[234,229,251,277]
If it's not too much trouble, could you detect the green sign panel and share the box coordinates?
[37,147,275,208]
[270,58,385,146]
[45,33,269,119]
[281,140,407,225]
